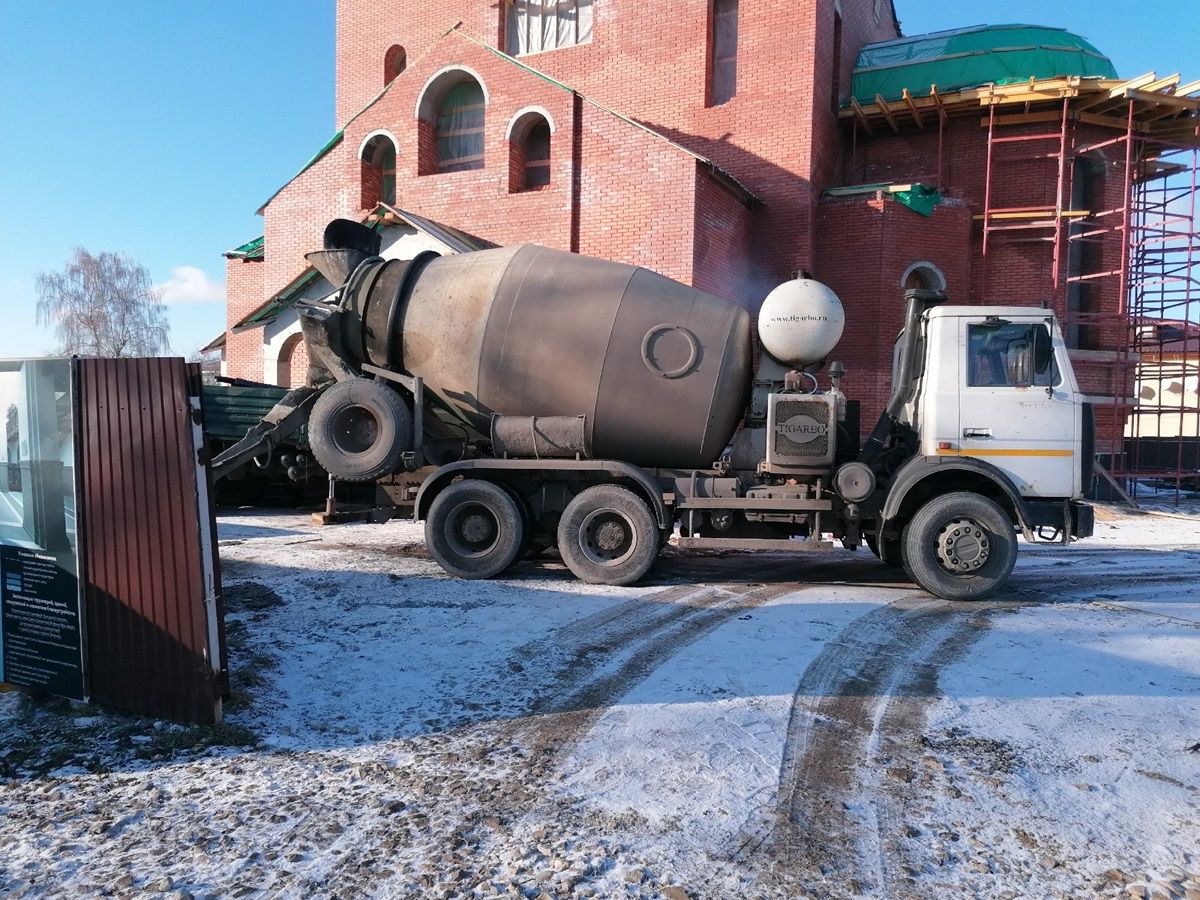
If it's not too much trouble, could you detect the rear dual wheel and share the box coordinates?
[425,480,524,579]
[557,485,659,586]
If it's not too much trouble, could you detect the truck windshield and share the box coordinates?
[967,322,1059,388]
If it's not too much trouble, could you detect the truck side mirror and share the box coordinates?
[1033,325,1053,375]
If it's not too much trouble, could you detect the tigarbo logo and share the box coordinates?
[778,414,828,444]
[768,314,830,324]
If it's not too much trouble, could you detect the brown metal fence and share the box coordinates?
[76,358,225,724]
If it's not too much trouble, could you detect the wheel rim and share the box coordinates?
[332,405,379,455]
[444,501,500,558]
[578,507,637,566]
[935,517,991,574]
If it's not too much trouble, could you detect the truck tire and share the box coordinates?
[309,378,410,481]
[901,492,1017,601]
[557,485,659,586]
[425,480,525,579]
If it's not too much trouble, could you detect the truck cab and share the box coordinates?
[915,306,1086,499]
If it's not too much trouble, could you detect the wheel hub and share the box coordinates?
[333,405,379,455]
[936,517,990,573]
[460,513,494,545]
[578,508,636,565]
[594,520,626,552]
[445,502,499,557]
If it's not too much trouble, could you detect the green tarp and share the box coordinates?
[892,184,941,217]
[825,182,943,217]
[852,24,1117,104]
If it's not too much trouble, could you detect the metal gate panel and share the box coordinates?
[76,358,224,724]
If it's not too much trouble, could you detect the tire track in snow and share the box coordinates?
[716,545,1200,896]
[719,595,1007,897]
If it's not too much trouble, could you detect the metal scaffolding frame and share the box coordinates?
[977,93,1200,503]
[846,74,1200,501]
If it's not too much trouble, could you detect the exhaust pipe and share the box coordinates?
[859,288,946,466]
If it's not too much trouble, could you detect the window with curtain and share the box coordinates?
[521,118,551,190]
[436,81,486,173]
[506,0,594,56]
[709,0,738,106]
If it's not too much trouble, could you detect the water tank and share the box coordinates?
[339,245,752,468]
[757,277,845,367]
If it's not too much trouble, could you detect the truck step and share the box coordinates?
[677,537,834,552]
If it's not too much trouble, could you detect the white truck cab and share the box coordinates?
[915,307,1085,499]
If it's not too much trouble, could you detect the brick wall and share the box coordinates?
[229,0,909,385]
[223,257,264,382]
[817,195,974,427]
[693,165,753,306]
[332,0,899,283]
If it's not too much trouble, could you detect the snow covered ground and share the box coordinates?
[0,502,1198,898]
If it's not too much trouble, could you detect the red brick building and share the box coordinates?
[211,3,1199,475]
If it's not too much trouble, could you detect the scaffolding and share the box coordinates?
[978,86,1200,503]
[847,73,1200,503]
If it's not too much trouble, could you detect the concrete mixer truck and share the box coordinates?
[212,219,1094,600]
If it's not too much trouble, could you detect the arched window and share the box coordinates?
[435,80,486,173]
[359,133,398,208]
[507,110,553,192]
[900,261,946,292]
[521,119,551,189]
[384,45,407,84]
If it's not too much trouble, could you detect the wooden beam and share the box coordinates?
[875,93,899,132]
[1141,74,1181,93]
[1075,111,1150,132]
[902,88,925,129]
[1075,71,1157,111]
[930,84,947,121]
[849,96,873,135]
[1142,105,1190,123]
[1128,89,1200,110]
[979,110,1064,127]
[1175,80,1200,97]
[973,210,1091,221]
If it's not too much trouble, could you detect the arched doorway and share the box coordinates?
[276,333,308,388]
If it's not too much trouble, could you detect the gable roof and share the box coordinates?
[226,203,490,333]
[450,28,758,205]
[254,25,759,217]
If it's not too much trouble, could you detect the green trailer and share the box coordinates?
[201,380,323,505]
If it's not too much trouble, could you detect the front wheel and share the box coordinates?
[557,485,659,586]
[901,492,1017,600]
[425,480,525,579]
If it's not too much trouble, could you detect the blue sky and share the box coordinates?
[0,1,1196,359]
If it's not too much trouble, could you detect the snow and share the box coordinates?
[0,502,1197,897]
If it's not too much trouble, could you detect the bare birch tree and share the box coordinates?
[35,248,171,357]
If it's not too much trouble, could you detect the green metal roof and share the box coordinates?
[852,24,1118,104]
[224,235,265,260]
[232,267,324,332]
[199,331,226,353]
[256,130,345,215]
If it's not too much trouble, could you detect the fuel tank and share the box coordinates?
[336,244,752,468]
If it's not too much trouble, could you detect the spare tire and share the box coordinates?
[309,378,410,480]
